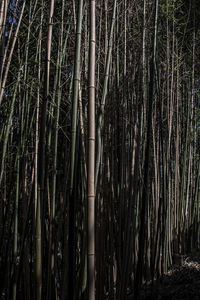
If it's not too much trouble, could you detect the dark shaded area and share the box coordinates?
[127,253,200,300]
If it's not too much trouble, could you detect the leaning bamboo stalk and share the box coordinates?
[0,71,21,185]
[0,0,8,47]
[70,0,84,193]
[0,0,8,38]
[0,0,8,72]
[0,0,5,37]
[0,0,18,89]
[0,1,25,104]
[95,0,117,192]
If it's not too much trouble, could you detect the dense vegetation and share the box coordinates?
[0,0,200,299]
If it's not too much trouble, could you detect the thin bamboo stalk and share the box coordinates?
[95,0,117,192]
[35,5,43,300]
[0,1,25,104]
[88,0,96,299]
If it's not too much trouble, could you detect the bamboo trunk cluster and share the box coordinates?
[0,1,199,299]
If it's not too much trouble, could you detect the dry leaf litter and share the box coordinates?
[127,253,200,300]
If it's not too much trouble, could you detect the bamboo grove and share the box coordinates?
[0,0,200,299]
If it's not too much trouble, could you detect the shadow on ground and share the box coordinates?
[126,254,200,300]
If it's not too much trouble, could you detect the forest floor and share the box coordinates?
[128,253,200,300]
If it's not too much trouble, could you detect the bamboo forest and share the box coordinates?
[1,0,200,299]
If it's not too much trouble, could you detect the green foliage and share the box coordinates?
[159,0,184,22]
